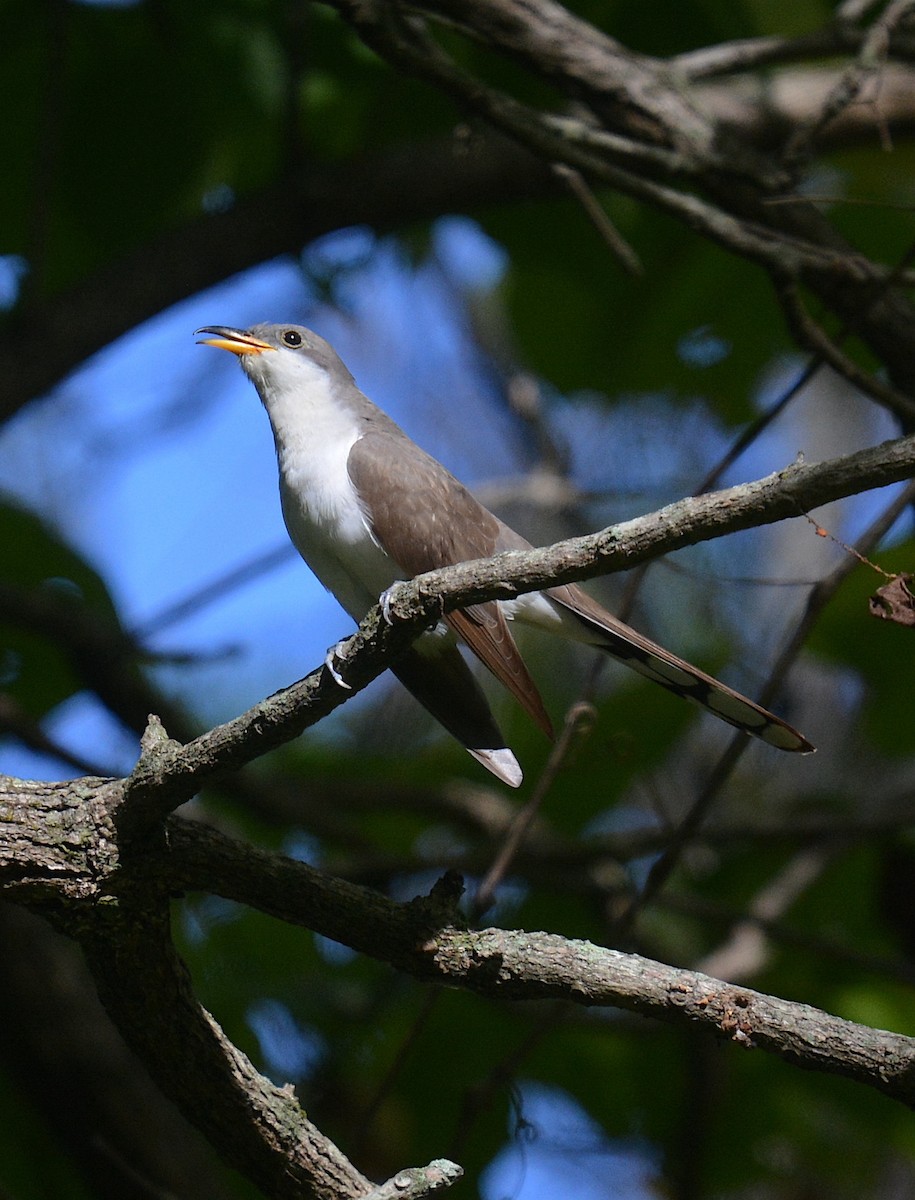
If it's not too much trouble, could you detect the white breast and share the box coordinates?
[247,352,398,619]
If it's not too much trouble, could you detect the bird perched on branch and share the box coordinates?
[197,323,813,786]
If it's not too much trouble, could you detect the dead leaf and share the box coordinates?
[869,574,915,628]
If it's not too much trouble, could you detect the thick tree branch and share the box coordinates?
[0,578,464,845]
[0,783,458,1200]
[6,54,915,422]
[392,0,732,157]
[79,898,379,1200]
[697,65,915,149]
[3,798,915,1109]
[0,132,552,421]
[0,903,235,1200]
[158,826,915,1111]
[325,0,915,396]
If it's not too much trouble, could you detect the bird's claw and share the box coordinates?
[323,640,353,690]
[379,582,407,626]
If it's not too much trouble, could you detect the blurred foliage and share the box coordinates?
[809,538,915,754]
[4,1,915,1199]
[0,502,123,718]
[0,1062,95,1200]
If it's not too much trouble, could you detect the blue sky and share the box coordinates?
[481,1082,658,1200]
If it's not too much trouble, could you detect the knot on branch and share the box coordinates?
[362,1159,464,1200]
[406,869,467,933]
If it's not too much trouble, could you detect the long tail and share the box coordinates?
[546,584,813,754]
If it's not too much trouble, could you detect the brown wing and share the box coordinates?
[447,605,553,738]
[348,431,553,738]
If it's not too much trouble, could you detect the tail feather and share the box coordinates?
[546,583,813,754]
[391,643,524,786]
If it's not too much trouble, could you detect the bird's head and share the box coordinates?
[196,323,352,397]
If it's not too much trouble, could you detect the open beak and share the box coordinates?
[195,326,274,356]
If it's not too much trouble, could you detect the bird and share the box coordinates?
[196,323,813,786]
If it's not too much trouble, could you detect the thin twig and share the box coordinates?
[620,227,915,635]
[362,1161,463,1200]
[447,1003,565,1158]
[0,695,116,778]
[470,701,597,919]
[785,0,915,162]
[617,355,822,621]
[662,885,915,987]
[776,279,915,419]
[355,987,442,1152]
[838,0,886,22]
[673,26,888,79]
[131,543,295,638]
[694,847,832,981]
[620,478,915,927]
[552,163,643,277]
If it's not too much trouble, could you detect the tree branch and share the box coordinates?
[674,25,915,78]
[324,0,915,395]
[4,798,915,1110]
[79,898,380,1200]
[0,132,552,421]
[0,778,461,1200]
[7,40,915,418]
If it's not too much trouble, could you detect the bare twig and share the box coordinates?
[624,477,915,922]
[132,542,295,638]
[662,888,915,986]
[616,357,819,621]
[839,0,886,22]
[355,988,442,1150]
[0,694,115,778]
[785,0,915,162]
[776,280,915,419]
[471,701,597,919]
[694,847,832,981]
[552,163,643,276]
[362,1162,463,1200]
[447,1003,565,1157]
[672,19,915,79]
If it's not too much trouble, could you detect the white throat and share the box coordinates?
[244,350,360,466]
[243,349,395,617]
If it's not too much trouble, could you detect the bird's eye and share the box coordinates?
[282,329,302,347]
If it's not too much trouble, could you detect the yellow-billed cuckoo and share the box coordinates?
[197,323,813,786]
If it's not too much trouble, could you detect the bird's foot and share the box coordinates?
[323,640,353,690]
[379,581,408,626]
